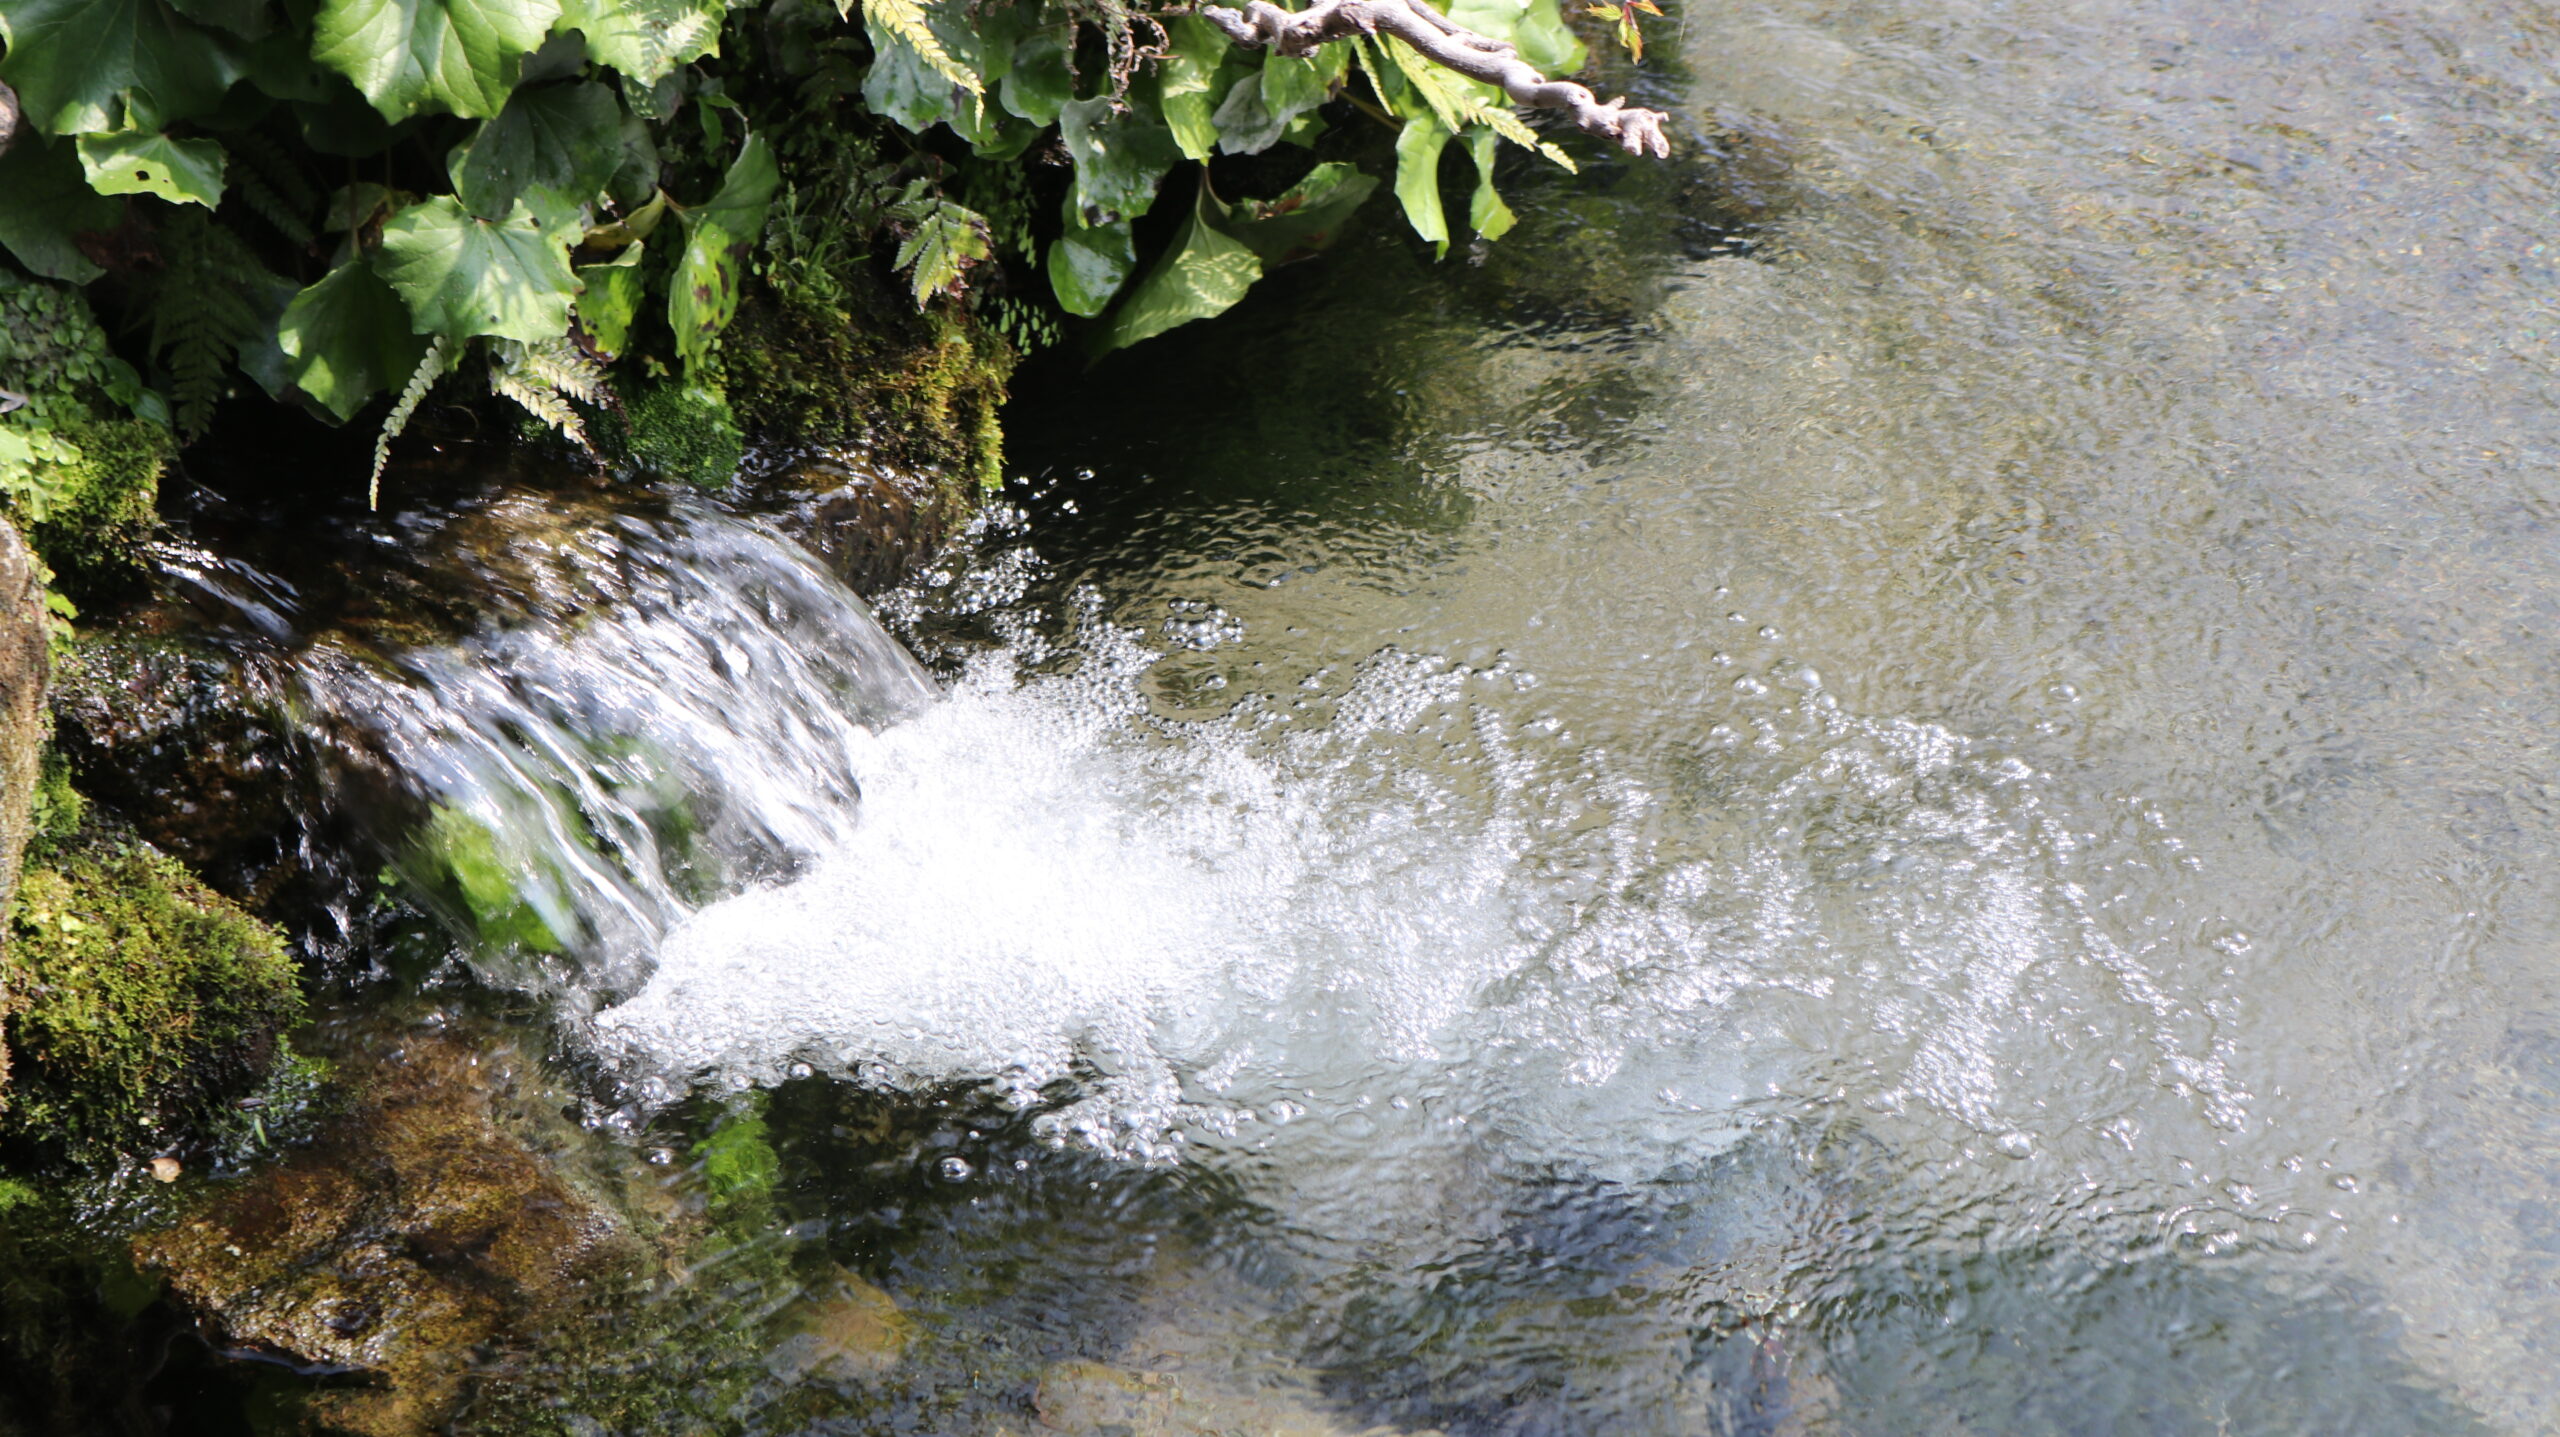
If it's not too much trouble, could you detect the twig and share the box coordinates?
[1198,0,1672,156]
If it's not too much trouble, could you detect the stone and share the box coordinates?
[768,1268,913,1384]
[0,517,48,1104]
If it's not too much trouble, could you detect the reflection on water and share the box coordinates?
[158,0,2560,1429]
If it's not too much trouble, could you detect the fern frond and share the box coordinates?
[488,338,595,454]
[224,134,320,244]
[230,164,317,246]
[854,0,982,95]
[372,335,452,510]
[144,210,268,440]
[516,337,610,408]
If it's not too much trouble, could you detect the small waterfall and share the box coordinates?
[178,488,2244,1181]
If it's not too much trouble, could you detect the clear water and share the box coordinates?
[196,0,2560,1429]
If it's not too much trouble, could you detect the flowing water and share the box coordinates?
[156,0,2560,1430]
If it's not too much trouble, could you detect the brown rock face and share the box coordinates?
[0,517,51,1099]
[132,1026,643,1436]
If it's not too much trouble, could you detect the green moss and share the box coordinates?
[24,750,85,858]
[0,277,172,604]
[696,1101,780,1215]
[724,288,1017,510]
[626,381,746,489]
[25,413,166,595]
[1,838,303,1157]
[411,804,571,955]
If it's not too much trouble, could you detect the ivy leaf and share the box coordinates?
[997,32,1070,126]
[574,241,645,355]
[1059,97,1180,225]
[278,254,434,421]
[310,0,564,121]
[1046,213,1133,317]
[377,193,580,341]
[1462,126,1515,240]
[0,0,245,135]
[555,0,726,84]
[75,129,227,207]
[1214,161,1378,266]
[1092,183,1261,356]
[1393,114,1452,258]
[667,134,777,373]
[449,80,621,219]
[0,140,124,282]
[1155,16,1227,162]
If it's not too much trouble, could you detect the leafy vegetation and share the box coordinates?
[0,0,1611,504]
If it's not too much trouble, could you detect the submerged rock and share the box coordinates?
[132,1025,644,1436]
[769,1268,913,1384]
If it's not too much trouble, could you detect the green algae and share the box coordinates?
[626,380,747,489]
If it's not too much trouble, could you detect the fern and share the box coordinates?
[488,337,606,453]
[223,134,319,246]
[847,0,981,96]
[371,336,452,510]
[140,210,269,441]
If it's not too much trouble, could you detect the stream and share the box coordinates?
[139,0,2560,1430]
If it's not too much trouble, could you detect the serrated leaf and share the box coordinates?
[0,140,123,282]
[1382,35,1571,171]
[1047,213,1133,317]
[278,254,434,422]
[667,134,777,373]
[1447,0,1584,73]
[1092,184,1261,356]
[310,0,563,121]
[377,193,580,341]
[1463,126,1515,240]
[1059,96,1180,224]
[76,128,227,206]
[449,79,620,219]
[1393,114,1451,257]
[1214,161,1377,265]
[574,241,644,355]
[556,0,726,84]
[893,203,990,307]
[0,0,245,135]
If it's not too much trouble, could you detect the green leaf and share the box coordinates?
[574,241,645,355]
[556,0,726,84]
[1046,213,1133,317]
[1448,0,1584,74]
[860,18,955,133]
[279,255,434,422]
[1059,96,1180,224]
[0,0,245,134]
[856,0,981,98]
[1463,126,1515,240]
[1393,114,1452,257]
[996,31,1070,126]
[377,193,580,342]
[171,0,274,39]
[310,0,563,121]
[891,201,990,308]
[1214,161,1377,266]
[75,129,227,206]
[0,140,123,282]
[1092,183,1261,356]
[1156,16,1227,162]
[667,134,777,373]
[449,79,620,219]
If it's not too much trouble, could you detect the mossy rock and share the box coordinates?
[625,381,745,489]
[24,411,166,599]
[0,837,302,1157]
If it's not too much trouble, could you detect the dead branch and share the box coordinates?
[1197,0,1672,157]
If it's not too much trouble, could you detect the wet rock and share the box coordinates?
[132,1026,645,1437]
[48,633,298,901]
[768,1267,912,1384]
[0,518,46,1104]
[743,450,945,594]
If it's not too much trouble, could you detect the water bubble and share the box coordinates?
[937,1156,974,1182]
[1996,1131,2036,1159]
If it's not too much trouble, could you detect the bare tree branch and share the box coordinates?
[1197,0,1673,158]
